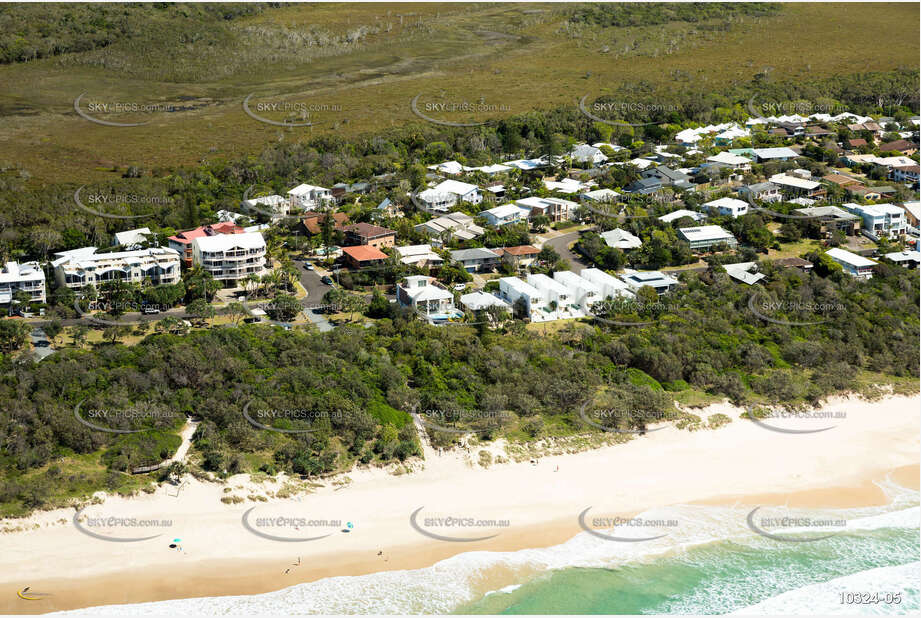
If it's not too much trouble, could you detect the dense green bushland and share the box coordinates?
[2,260,917,515]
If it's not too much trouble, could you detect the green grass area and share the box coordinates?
[0,2,916,183]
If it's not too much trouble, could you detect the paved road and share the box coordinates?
[298,262,336,331]
[543,231,591,273]
[29,328,55,361]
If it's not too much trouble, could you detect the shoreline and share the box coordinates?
[1,393,918,614]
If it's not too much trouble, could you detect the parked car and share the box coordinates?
[321,276,334,286]
[142,305,160,315]
[453,283,467,291]
[304,262,315,271]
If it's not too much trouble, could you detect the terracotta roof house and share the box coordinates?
[496,245,540,270]
[878,140,918,155]
[341,245,389,269]
[822,173,863,188]
[300,212,350,235]
[341,223,397,249]
[168,222,243,267]
[847,138,868,149]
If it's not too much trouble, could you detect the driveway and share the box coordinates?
[298,264,335,331]
[29,328,55,361]
[541,231,591,273]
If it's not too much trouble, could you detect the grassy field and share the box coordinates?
[0,2,917,183]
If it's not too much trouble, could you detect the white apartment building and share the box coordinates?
[396,275,456,317]
[287,184,333,211]
[526,273,572,309]
[0,261,46,305]
[843,203,906,239]
[191,231,267,286]
[515,196,579,223]
[580,268,635,300]
[52,247,181,290]
[553,270,602,310]
[498,277,546,315]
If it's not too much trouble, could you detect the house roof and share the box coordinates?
[659,209,704,223]
[826,247,877,268]
[450,247,500,261]
[678,225,736,243]
[342,245,388,262]
[342,222,396,239]
[192,231,265,252]
[501,245,540,256]
[302,212,349,234]
[753,147,798,159]
[433,179,479,196]
[723,261,766,285]
[168,222,242,245]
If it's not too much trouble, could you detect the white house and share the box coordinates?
[600,228,642,250]
[620,269,680,295]
[543,177,594,194]
[526,273,573,309]
[580,188,621,204]
[52,247,181,290]
[706,151,752,172]
[515,196,578,223]
[738,182,782,203]
[427,160,464,176]
[659,209,706,224]
[580,267,635,300]
[191,231,266,285]
[395,244,443,268]
[553,270,602,310]
[0,261,46,305]
[396,275,457,317]
[826,248,877,279]
[417,179,482,213]
[242,194,289,220]
[843,203,906,239]
[287,184,333,211]
[479,203,530,227]
[704,197,749,218]
[459,291,511,312]
[679,225,738,252]
[722,261,766,285]
[498,277,546,315]
[113,227,152,249]
[570,143,608,166]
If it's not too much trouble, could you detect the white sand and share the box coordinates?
[1,393,917,588]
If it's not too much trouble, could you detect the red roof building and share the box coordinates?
[168,222,244,267]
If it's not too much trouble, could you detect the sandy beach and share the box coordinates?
[1,393,918,615]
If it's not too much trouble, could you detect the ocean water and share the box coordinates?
[57,481,919,615]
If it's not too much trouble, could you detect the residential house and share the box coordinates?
[414,212,484,243]
[843,203,906,239]
[287,184,333,211]
[580,267,635,300]
[341,223,397,249]
[341,245,389,269]
[580,188,621,204]
[542,177,595,194]
[191,232,266,286]
[397,275,457,318]
[706,151,753,172]
[300,212,350,236]
[722,262,766,285]
[678,225,739,252]
[625,176,664,195]
[526,273,573,311]
[450,247,501,273]
[619,269,680,295]
[659,209,706,224]
[168,222,243,268]
[900,201,921,228]
[417,180,482,213]
[53,247,181,290]
[641,166,693,188]
[459,291,511,313]
[826,248,877,279]
[769,173,827,200]
[792,206,860,236]
[479,203,530,227]
[242,194,289,220]
[515,196,578,223]
[427,161,464,176]
[822,173,863,190]
[496,245,540,270]
[113,227,152,249]
[878,140,918,155]
[570,143,608,166]
[884,250,921,268]
[750,147,798,162]
[395,244,443,269]
[738,182,782,203]
[0,261,46,305]
[891,165,919,186]
[704,197,749,218]
[600,228,642,250]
